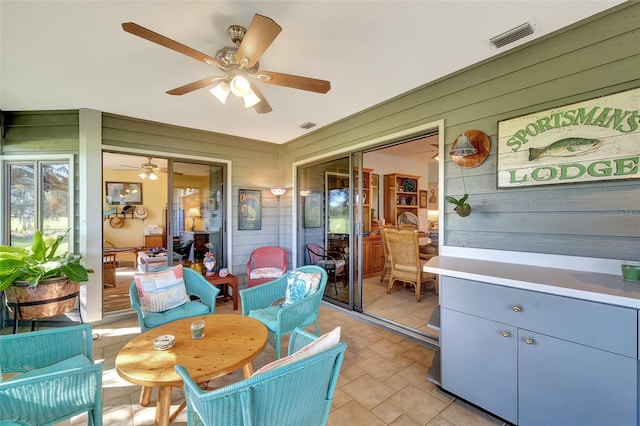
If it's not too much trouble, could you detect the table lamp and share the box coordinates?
[187,207,200,231]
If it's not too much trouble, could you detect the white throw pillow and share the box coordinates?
[253,327,341,375]
[133,265,190,313]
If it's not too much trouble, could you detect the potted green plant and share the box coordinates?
[445,193,471,217]
[0,230,93,320]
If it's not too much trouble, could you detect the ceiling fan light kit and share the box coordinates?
[122,14,331,113]
[139,157,159,180]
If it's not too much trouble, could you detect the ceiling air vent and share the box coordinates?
[489,21,535,49]
[299,122,316,129]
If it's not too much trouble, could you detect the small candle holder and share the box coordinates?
[190,319,205,339]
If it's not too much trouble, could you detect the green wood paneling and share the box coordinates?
[281,2,640,261]
[1,111,79,153]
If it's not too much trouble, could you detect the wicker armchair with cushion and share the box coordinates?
[130,264,220,332]
[175,327,346,426]
[382,228,438,302]
[0,324,103,425]
[246,246,287,287]
[240,265,328,358]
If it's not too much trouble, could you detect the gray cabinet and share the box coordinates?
[440,276,638,425]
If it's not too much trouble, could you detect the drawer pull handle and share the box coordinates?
[512,306,521,312]
[502,331,511,338]
[524,338,534,345]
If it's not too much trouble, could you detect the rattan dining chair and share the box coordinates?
[382,228,438,302]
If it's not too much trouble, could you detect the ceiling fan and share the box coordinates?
[119,157,183,178]
[139,157,159,180]
[122,14,331,113]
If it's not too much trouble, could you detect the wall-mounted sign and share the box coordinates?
[238,189,261,230]
[497,88,639,188]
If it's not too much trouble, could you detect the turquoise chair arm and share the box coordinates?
[183,267,220,311]
[276,290,324,335]
[240,274,289,315]
[288,327,319,354]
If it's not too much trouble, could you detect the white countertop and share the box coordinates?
[424,256,640,309]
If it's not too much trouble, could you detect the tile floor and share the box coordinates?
[3,301,506,426]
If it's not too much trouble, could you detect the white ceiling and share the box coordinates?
[0,1,624,145]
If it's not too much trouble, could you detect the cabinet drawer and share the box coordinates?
[441,276,637,357]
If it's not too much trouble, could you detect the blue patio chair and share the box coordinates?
[175,327,346,426]
[130,266,220,332]
[240,265,328,358]
[0,323,103,425]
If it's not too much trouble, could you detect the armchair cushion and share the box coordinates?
[141,301,211,329]
[7,354,91,381]
[134,264,190,313]
[253,326,341,375]
[249,266,284,280]
[281,270,321,307]
[247,305,280,330]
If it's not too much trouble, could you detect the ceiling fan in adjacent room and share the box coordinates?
[122,14,331,114]
[139,157,159,180]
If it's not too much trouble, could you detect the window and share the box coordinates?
[2,156,74,250]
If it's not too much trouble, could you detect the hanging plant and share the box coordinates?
[445,194,471,217]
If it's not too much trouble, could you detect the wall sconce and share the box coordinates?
[450,132,478,157]
[187,207,201,232]
[449,130,491,168]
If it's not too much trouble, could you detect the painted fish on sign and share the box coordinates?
[528,138,600,161]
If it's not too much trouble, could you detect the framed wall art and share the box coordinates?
[238,189,262,230]
[498,87,640,188]
[105,182,143,205]
[303,192,322,228]
[419,190,428,208]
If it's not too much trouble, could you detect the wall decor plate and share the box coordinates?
[402,179,416,192]
[398,211,418,226]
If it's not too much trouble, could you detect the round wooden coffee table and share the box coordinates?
[116,314,267,425]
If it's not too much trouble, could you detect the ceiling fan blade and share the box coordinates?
[159,167,183,175]
[256,71,330,94]
[167,76,227,96]
[122,22,221,67]
[250,83,273,114]
[235,15,282,68]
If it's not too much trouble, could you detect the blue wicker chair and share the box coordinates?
[0,324,103,425]
[130,266,220,332]
[240,265,328,358]
[175,327,346,426]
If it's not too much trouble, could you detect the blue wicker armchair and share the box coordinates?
[130,266,220,332]
[0,324,103,425]
[240,265,328,358]
[175,327,346,426]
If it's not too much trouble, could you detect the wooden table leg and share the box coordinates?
[242,362,254,378]
[156,386,173,426]
[139,385,153,406]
